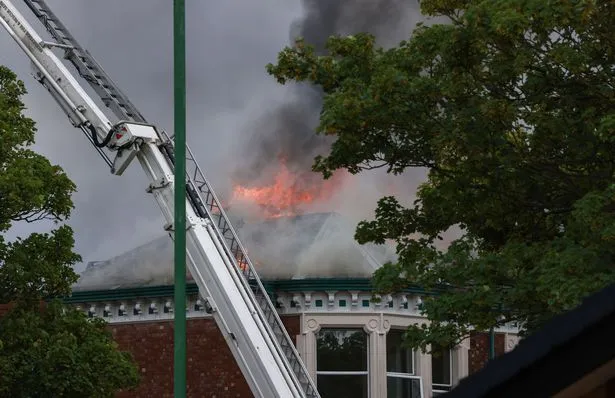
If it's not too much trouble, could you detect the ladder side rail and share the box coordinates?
[136,142,304,398]
[0,0,114,151]
[23,0,147,123]
[18,0,294,347]
[159,132,319,396]
[11,1,318,395]
[0,2,307,396]
[187,165,319,396]
[154,135,313,395]
[78,124,113,167]
[157,133,311,386]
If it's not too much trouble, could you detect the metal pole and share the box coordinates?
[173,0,187,396]
[489,328,495,360]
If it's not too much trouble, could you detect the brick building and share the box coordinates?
[68,214,520,397]
[68,281,520,398]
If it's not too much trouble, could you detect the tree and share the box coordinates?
[0,65,139,396]
[267,0,615,351]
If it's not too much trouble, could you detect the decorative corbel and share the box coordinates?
[326,291,337,307]
[303,292,312,308]
[350,291,360,307]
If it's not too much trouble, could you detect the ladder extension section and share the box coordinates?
[19,0,319,396]
[23,0,146,124]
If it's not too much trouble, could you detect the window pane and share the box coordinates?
[387,329,413,374]
[387,376,422,398]
[317,375,368,398]
[431,348,451,385]
[316,329,368,371]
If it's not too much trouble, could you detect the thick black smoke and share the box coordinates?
[232,0,419,187]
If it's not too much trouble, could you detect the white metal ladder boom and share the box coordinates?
[0,1,319,396]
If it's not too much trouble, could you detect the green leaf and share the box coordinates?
[0,65,139,395]
[268,0,615,349]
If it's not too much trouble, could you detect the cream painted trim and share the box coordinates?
[453,337,470,385]
[505,333,521,352]
[298,312,471,398]
[419,345,433,397]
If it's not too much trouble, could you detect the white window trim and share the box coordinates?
[387,328,416,375]
[387,372,419,378]
[432,348,454,394]
[315,327,370,395]
[298,313,470,398]
[386,372,425,398]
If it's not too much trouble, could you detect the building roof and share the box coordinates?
[65,278,428,304]
[444,283,615,398]
[73,212,396,291]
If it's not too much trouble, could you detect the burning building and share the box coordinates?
[70,194,519,398]
[66,2,519,397]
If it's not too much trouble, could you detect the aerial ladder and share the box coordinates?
[0,1,320,397]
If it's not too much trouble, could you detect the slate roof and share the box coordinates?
[73,212,395,291]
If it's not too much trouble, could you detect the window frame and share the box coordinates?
[386,328,416,375]
[386,329,423,397]
[386,372,424,398]
[315,328,370,395]
[431,347,453,395]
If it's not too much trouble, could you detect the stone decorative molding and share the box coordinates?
[305,317,321,334]
[374,294,383,308]
[275,290,424,316]
[326,291,336,307]
[291,294,302,309]
[303,292,312,308]
[399,294,408,309]
[350,291,360,307]
[73,294,211,324]
[300,313,394,398]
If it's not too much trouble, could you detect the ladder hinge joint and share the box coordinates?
[146,175,173,193]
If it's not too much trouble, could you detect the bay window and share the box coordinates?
[431,347,452,396]
[316,328,368,398]
[386,329,423,398]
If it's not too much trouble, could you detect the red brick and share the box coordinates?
[113,318,253,397]
[468,331,506,374]
[113,316,301,397]
[281,315,301,346]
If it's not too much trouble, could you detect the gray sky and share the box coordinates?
[1,0,305,270]
[1,0,427,272]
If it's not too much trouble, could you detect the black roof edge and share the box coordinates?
[443,282,615,398]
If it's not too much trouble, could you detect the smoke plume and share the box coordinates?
[225,1,428,278]
[232,0,421,189]
[75,1,431,289]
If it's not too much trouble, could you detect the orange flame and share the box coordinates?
[232,159,344,219]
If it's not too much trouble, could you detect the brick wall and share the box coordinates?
[281,315,301,345]
[2,301,513,395]
[113,315,301,398]
[112,319,251,398]
[468,331,506,374]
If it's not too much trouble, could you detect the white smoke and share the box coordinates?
[74,1,442,289]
